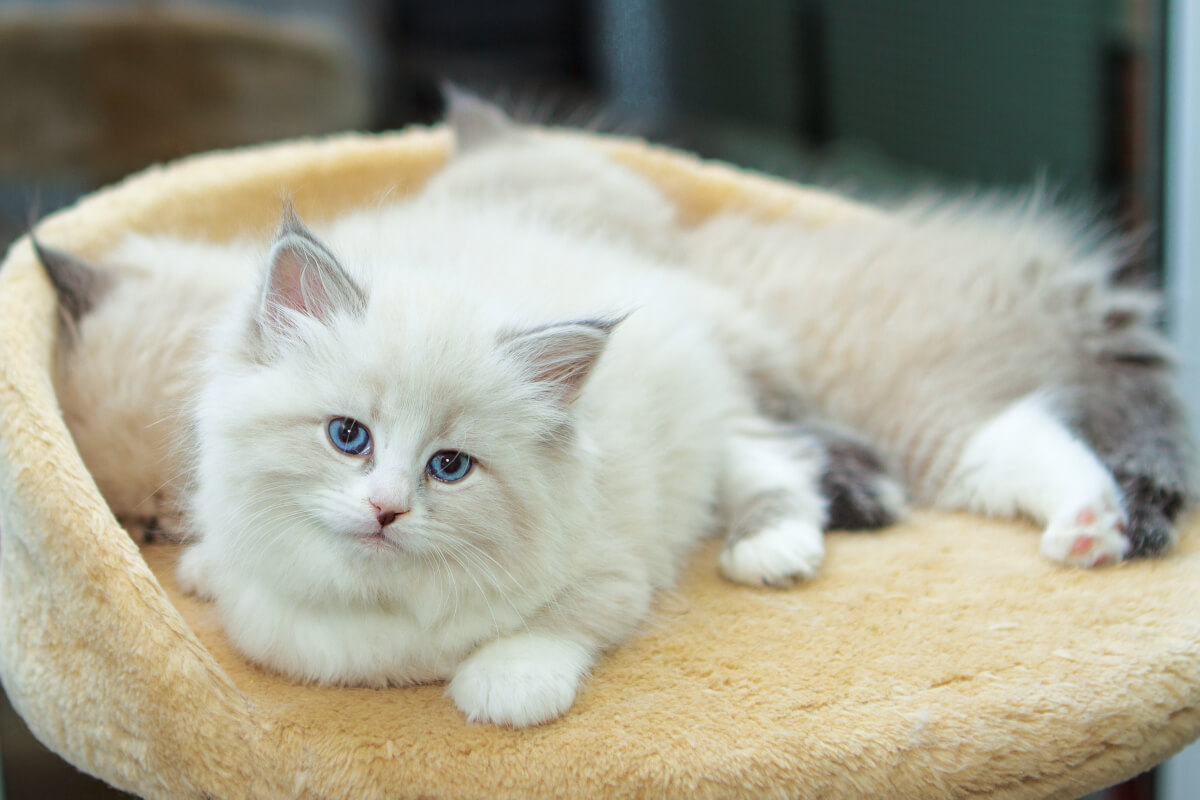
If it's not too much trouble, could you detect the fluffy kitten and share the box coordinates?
[169,191,839,725]
[444,92,1192,569]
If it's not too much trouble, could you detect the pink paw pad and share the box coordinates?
[1069,535,1095,556]
[1043,500,1130,568]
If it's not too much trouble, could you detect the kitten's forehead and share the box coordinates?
[313,278,525,435]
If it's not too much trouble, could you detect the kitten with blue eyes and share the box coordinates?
[171,197,831,727]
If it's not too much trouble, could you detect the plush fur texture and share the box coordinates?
[4,120,1200,798]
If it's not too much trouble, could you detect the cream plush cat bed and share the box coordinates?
[1,128,1199,799]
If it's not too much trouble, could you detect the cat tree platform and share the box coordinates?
[1,128,1199,799]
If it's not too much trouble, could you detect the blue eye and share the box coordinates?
[427,450,473,482]
[327,417,371,455]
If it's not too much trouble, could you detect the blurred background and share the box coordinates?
[0,0,1168,248]
[0,0,1196,797]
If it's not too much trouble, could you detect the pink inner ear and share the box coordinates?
[530,356,593,403]
[504,321,617,405]
[265,242,333,323]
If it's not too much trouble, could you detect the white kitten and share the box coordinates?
[175,197,828,726]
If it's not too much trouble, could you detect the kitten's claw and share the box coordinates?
[447,634,591,727]
[1041,503,1131,568]
[719,519,825,587]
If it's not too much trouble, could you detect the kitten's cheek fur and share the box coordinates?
[446,634,594,727]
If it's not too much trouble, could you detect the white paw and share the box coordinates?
[1041,504,1130,568]
[447,634,592,727]
[719,519,825,587]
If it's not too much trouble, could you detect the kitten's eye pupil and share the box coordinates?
[427,450,472,483]
[327,417,371,455]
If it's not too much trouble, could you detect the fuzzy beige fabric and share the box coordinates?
[1,128,1198,799]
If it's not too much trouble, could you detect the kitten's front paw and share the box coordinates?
[1041,503,1131,568]
[447,634,592,727]
[719,519,825,587]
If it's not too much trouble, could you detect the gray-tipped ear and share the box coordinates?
[257,202,366,337]
[442,83,516,153]
[502,317,625,405]
[31,232,110,321]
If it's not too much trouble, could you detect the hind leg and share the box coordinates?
[717,421,828,587]
[1061,366,1190,556]
[939,393,1131,567]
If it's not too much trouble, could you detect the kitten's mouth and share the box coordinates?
[357,530,403,553]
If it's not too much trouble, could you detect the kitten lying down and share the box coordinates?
[40,95,1191,727]
[189,198,846,727]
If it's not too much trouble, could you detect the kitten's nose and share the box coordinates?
[371,500,408,528]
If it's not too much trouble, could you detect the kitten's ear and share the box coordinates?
[442,83,516,153]
[31,232,110,322]
[257,202,366,336]
[502,317,624,405]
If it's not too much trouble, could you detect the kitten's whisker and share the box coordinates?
[441,545,502,636]
[440,537,530,635]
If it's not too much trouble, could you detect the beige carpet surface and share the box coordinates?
[0,126,1198,799]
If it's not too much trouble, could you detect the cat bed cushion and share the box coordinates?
[1,128,1199,799]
